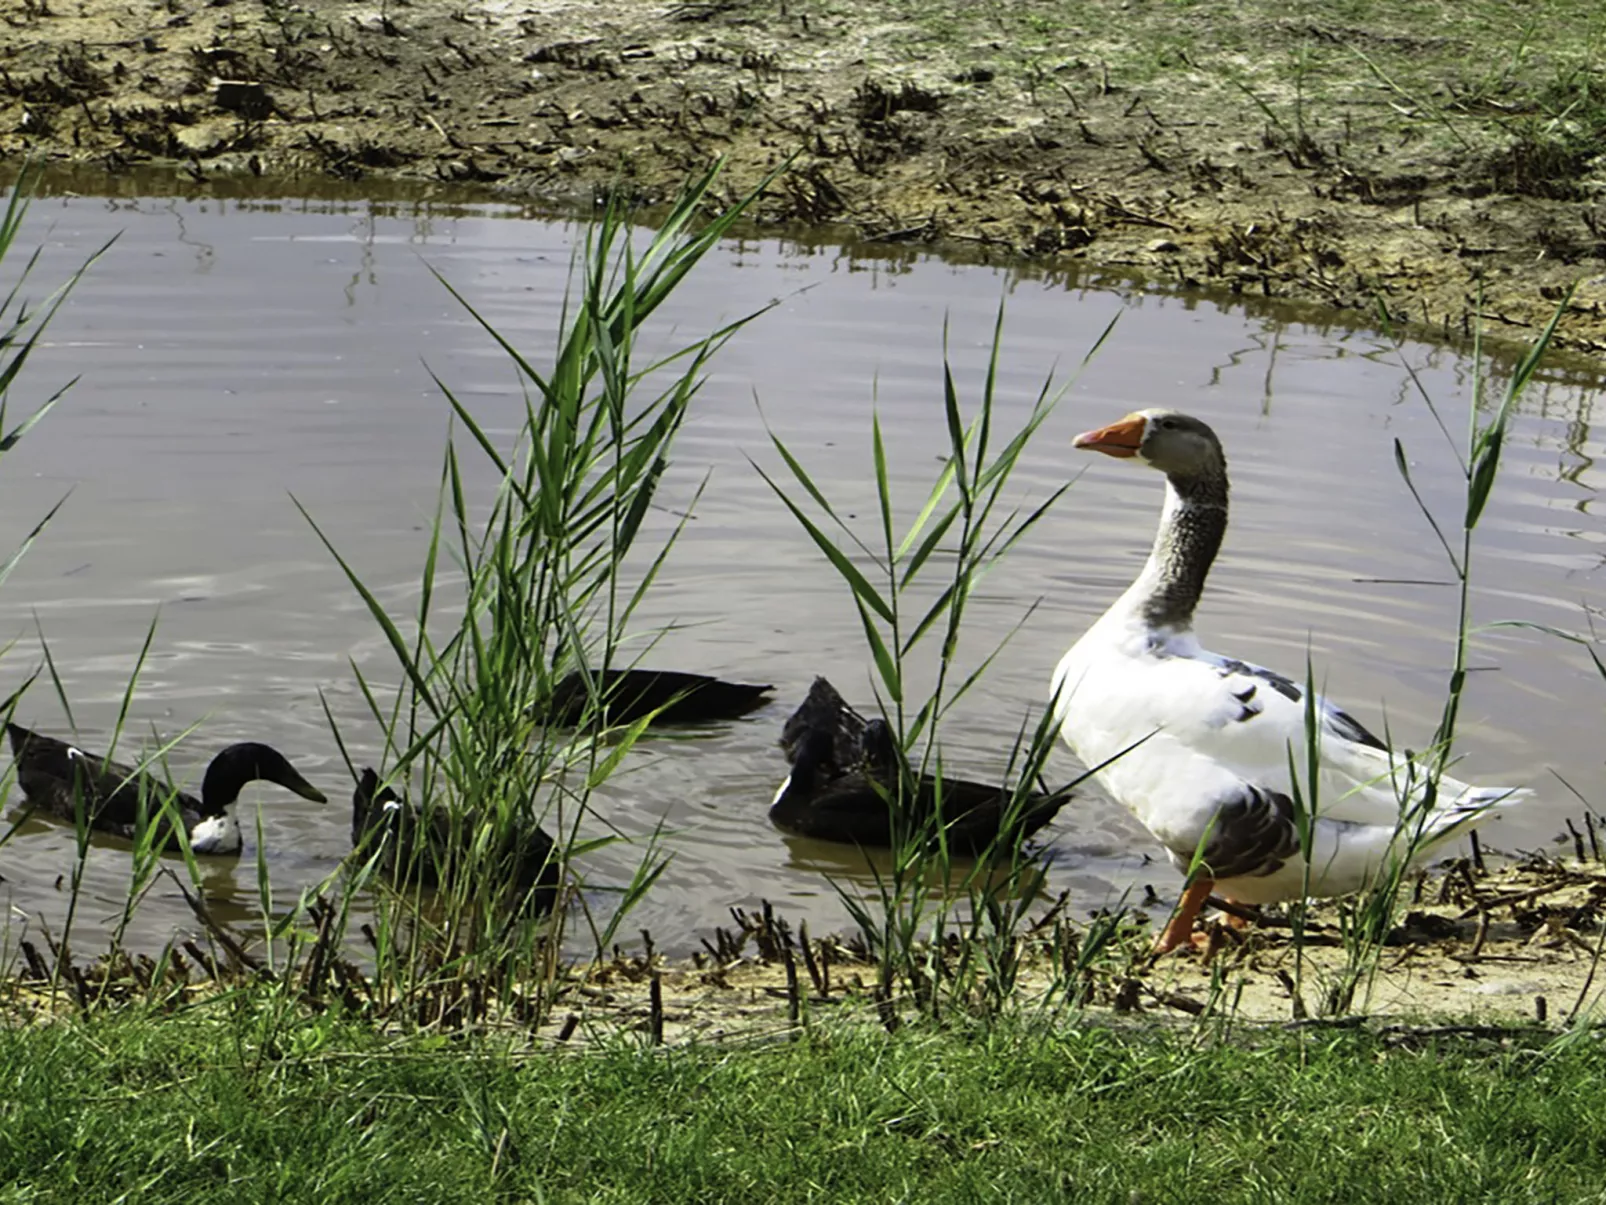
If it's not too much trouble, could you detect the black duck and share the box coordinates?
[351,767,560,916]
[769,678,1072,854]
[5,721,327,855]
[537,668,773,727]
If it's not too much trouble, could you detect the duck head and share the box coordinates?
[859,717,901,775]
[200,742,327,810]
[352,766,404,844]
[191,742,327,855]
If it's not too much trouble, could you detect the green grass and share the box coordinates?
[2,996,1605,1202]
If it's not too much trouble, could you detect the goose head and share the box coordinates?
[1073,409,1224,482]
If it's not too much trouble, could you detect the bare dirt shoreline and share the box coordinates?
[4,0,1606,356]
[603,855,1606,1034]
[6,855,1604,1034]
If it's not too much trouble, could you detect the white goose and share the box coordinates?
[1052,408,1531,952]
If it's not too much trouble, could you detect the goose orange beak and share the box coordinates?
[1073,414,1146,458]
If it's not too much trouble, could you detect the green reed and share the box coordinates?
[286,160,779,1024]
[759,303,1124,1024]
[0,164,112,593]
[1280,295,1571,1017]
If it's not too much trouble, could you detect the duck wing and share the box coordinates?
[772,762,1068,854]
[769,771,898,847]
[906,774,1070,855]
[6,723,201,836]
[780,677,868,771]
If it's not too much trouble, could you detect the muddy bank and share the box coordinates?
[9,855,1605,1037]
[620,854,1606,1033]
[4,0,1605,354]
[507,852,1606,1034]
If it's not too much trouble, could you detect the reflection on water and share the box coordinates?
[0,183,1602,956]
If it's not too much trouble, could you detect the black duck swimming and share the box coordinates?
[5,721,327,855]
[537,668,773,727]
[769,678,1072,854]
[351,767,560,916]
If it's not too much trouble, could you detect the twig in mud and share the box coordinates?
[1101,199,1182,231]
[1112,978,1142,1012]
[1024,891,1072,937]
[798,921,825,997]
[300,896,337,998]
[1552,777,1606,861]
[18,940,49,983]
[165,868,265,976]
[1466,908,1491,960]
[1566,818,1587,862]
[66,963,89,1012]
[873,982,899,1033]
[1437,859,1478,905]
[1141,984,1206,1016]
[648,971,663,1046]
[183,941,222,981]
[1275,968,1309,1020]
[422,111,454,146]
[781,933,801,1029]
[1457,875,1602,920]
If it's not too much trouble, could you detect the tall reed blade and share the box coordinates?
[298,161,778,1024]
[760,297,1114,1021]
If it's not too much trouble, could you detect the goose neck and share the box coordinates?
[1121,470,1228,633]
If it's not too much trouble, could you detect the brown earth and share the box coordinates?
[9,854,1605,1036]
[603,854,1606,1035]
[531,851,1606,1037]
[4,0,1606,356]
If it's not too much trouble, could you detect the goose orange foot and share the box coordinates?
[1221,906,1254,931]
[1152,877,1215,953]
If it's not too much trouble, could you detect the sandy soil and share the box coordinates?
[6,856,1606,1035]
[4,0,1605,355]
[576,856,1606,1036]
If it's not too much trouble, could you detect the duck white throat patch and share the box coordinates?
[189,807,242,855]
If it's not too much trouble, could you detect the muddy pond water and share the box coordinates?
[1,184,1603,957]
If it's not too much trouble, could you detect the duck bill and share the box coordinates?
[1072,415,1146,458]
[278,768,328,804]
